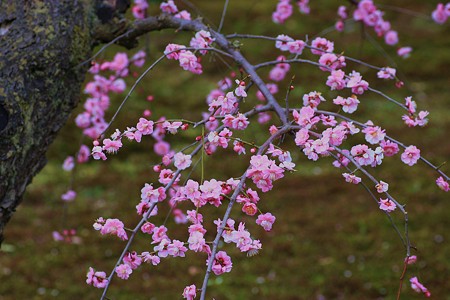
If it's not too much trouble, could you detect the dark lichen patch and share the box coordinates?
[0,103,8,132]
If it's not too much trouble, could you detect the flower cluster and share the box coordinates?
[272,0,310,24]
[432,3,450,24]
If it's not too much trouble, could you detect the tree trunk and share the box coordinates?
[0,0,130,244]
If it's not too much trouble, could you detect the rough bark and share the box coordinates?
[0,0,132,244]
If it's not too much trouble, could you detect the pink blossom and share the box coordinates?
[384,30,398,46]
[343,173,361,184]
[242,202,258,216]
[410,277,431,297]
[256,213,276,231]
[293,106,319,129]
[272,0,294,24]
[63,156,74,171]
[86,267,108,288]
[303,91,325,109]
[91,146,107,160]
[167,239,188,257]
[190,30,215,55]
[436,176,449,192]
[269,66,287,82]
[77,145,90,163]
[275,34,294,51]
[326,70,347,90]
[141,252,161,265]
[332,150,350,168]
[351,144,375,166]
[182,284,197,300]
[234,80,248,97]
[100,218,128,240]
[311,37,334,55]
[377,67,396,79]
[110,53,129,75]
[141,184,166,203]
[432,3,448,24]
[164,43,186,60]
[179,51,202,74]
[287,40,306,55]
[163,121,182,134]
[188,228,207,252]
[152,226,168,244]
[132,0,148,19]
[141,222,155,234]
[223,113,249,130]
[136,117,154,135]
[338,5,347,19]
[318,53,346,71]
[154,239,171,258]
[297,0,310,14]
[375,181,389,193]
[211,251,233,275]
[154,141,171,156]
[401,145,420,166]
[397,46,412,58]
[123,251,142,270]
[346,71,369,94]
[102,138,122,154]
[132,50,146,67]
[294,128,309,146]
[379,198,397,212]
[174,152,192,170]
[175,10,191,20]
[333,95,360,113]
[160,0,178,14]
[380,140,399,157]
[61,190,76,202]
[405,255,417,265]
[362,125,386,145]
[115,263,132,280]
[233,140,246,155]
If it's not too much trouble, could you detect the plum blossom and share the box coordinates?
[132,0,148,19]
[86,267,108,288]
[362,124,386,145]
[123,251,142,270]
[333,95,360,113]
[346,71,369,94]
[100,218,128,240]
[141,252,161,265]
[343,173,361,184]
[375,181,389,193]
[160,0,178,14]
[275,34,294,51]
[401,145,420,166]
[272,0,293,24]
[62,156,74,171]
[311,37,334,55]
[115,263,132,280]
[326,70,347,90]
[61,190,76,202]
[182,284,197,300]
[436,176,449,192]
[256,213,276,231]
[377,67,396,79]
[379,198,397,212]
[410,277,431,297]
[380,140,399,156]
[397,46,412,58]
[211,251,233,275]
[174,152,192,170]
[432,3,449,24]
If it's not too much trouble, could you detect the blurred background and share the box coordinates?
[1,1,449,299]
